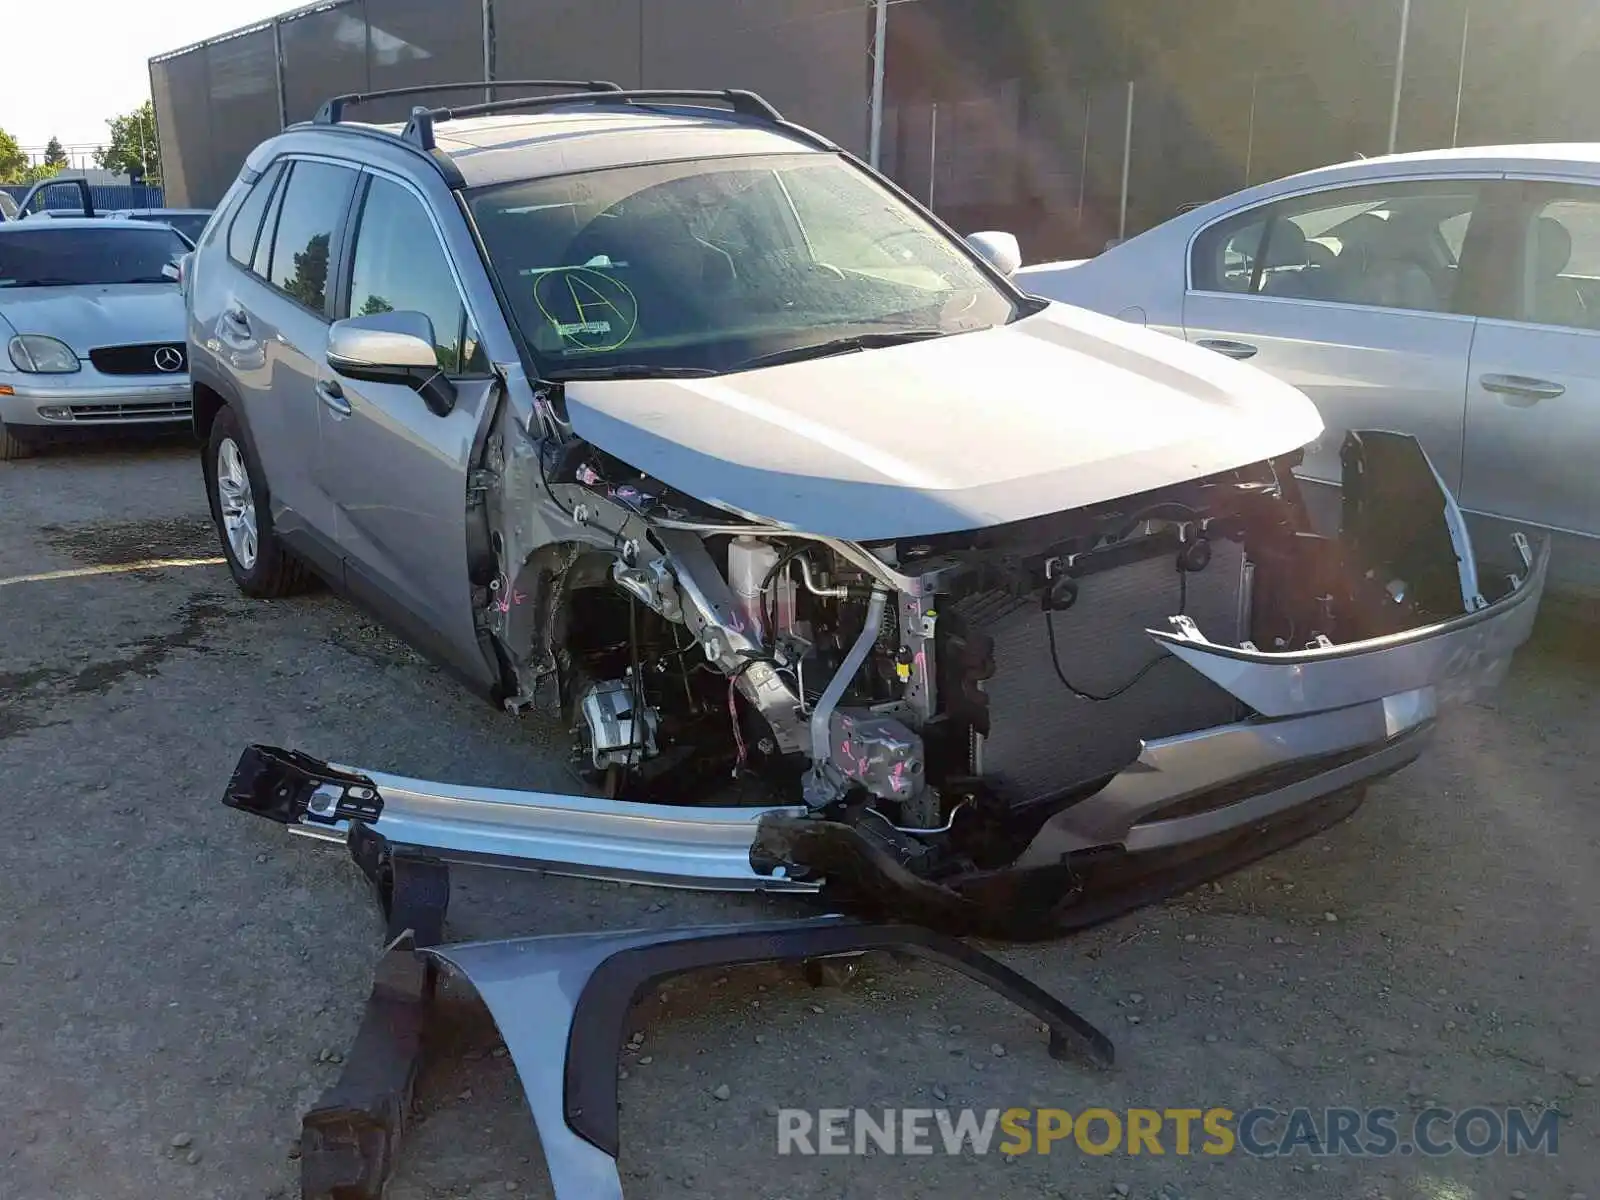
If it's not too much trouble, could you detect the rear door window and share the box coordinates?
[265,160,358,315]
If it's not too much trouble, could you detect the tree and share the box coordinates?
[17,161,62,186]
[0,125,26,184]
[285,234,331,310]
[93,100,159,183]
[43,137,67,168]
[0,126,62,189]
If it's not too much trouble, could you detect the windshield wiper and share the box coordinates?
[124,275,178,284]
[544,364,718,382]
[730,328,948,372]
[0,277,79,288]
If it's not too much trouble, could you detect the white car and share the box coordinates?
[1019,144,1600,594]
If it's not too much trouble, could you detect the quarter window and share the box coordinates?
[345,176,484,373]
[266,160,358,314]
[252,172,286,279]
[1192,181,1482,314]
[227,161,284,267]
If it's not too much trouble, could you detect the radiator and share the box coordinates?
[947,538,1247,806]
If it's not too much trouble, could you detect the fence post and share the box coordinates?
[1387,0,1412,154]
[482,0,495,99]
[272,18,288,129]
[1119,81,1134,241]
[1077,90,1090,220]
[868,0,888,169]
[1244,72,1258,187]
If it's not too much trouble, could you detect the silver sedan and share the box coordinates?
[0,217,192,459]
[1018,144,1600,596]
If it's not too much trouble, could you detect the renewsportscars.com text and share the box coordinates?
[775,1106,1560,1158]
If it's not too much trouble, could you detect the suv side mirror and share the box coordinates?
[965,231,1021,277]
[327,311,457,417]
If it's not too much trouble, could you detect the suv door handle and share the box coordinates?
[317,379,352,417]
[1195,338,1259,360]
[1480,373,1565,404]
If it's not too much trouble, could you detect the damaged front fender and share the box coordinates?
[422,917,1114,1199]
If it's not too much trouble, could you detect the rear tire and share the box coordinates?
[0,420,38,461]
[204,405,313,598]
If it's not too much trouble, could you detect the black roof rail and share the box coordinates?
[314,80,625,126]
[402,88,792,152]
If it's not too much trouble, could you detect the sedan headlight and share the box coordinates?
[8,334,80,374]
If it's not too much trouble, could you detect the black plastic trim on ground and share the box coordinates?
[222,743,383,826]
[298,826,449,1200]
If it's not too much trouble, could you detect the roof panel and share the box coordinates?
[347,105,828,187]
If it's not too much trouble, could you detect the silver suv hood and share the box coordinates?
[563,302,1324,540]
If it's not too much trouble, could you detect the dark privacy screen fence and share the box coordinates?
[154,0,1600,258]
[880,0,1600,258]
[150,0,872,207]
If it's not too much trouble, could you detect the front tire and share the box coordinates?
[204,405,313,598]
[0,420,38,461]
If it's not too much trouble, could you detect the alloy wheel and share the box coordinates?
[215,436,259,570]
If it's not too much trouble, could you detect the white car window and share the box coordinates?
[1518,196,1600,332]
[1193,181,1482,315]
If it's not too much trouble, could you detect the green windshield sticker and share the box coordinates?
[534,267,639,353]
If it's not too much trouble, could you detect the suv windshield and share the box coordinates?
[468,153,1020,378]
[0,226,189,287]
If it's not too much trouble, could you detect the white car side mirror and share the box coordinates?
[965,231,1021,278]
[327,310,457,417]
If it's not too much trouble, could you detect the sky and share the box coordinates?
[1,0,291,151]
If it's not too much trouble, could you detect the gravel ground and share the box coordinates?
[0,441,1595,1200]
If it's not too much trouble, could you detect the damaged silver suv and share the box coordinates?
[190,82,1548,936]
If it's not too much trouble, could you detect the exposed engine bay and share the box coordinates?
[471,416,1521,910]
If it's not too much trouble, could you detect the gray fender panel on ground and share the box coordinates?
[421,917,1114,1200]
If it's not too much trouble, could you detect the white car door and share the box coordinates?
[1180,177,1497,497]
[1460,179,1600,589]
